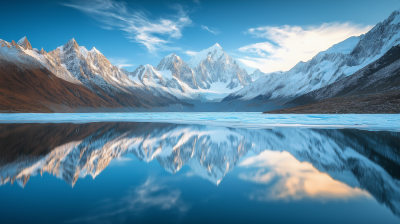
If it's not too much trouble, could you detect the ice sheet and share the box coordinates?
[0,113,399,132]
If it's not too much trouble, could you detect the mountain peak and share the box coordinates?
[188,43,227,68]
[207,43,224,52]
[389,8,400,25]
[60,38,80,52]
[213,43,222,48]
[17,36,33,50]
[143,64,155,69]
[66,38,78,47]
[164,52,177,59]
[17,36,27,43]
[10,40,20,49]
[40,47,46,54]
[249,68,268,81]
[90,47,101,54]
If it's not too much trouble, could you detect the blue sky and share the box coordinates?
[1,0,399,73]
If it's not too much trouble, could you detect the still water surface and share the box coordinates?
[0,122,399,223]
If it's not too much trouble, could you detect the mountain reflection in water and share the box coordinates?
[0,122,399,223]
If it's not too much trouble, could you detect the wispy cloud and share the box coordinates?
[63,0,192,52]
[238,23,372,73]
[193,0,201,4]
[183,50,197,57]
[109,57,134,68]
[201,25,220,35]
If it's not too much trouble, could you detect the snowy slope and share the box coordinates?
[287,43,400,106]
[226,8,400,103]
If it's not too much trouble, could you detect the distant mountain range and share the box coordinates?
[0,37,255,112]
[1,8,400,112]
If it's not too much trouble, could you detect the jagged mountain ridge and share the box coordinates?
[224,8,400,104]
[0,40,128,112]
[0,37,191,111]
[0,122,399,217]
[7,36,253,105]
[129,43,253,102]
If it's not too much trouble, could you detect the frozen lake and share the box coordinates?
[0,112,400,131]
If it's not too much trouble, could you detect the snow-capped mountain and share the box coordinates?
[249,69,283,81]
[225,8,400,103]
[1,123,399,217]
[0,39,133,112]
[249,69,267,81]
[16,37,32,51]
[156,53,198,89]
[1,36,189,110]
[25,37,138,93]
[286,43,400,107]
[188,43,252,89]
[129,44,253,102]
[128,63,196,101]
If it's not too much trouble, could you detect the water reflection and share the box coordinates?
[0,122,399,221]
[239,151,370,200]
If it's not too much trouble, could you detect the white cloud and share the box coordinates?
[63,0,192,52]
[193,0,201,4]
[238,23,373,73]
[201,25,220,35]
[108,57,134,68]
[183,50,197,57]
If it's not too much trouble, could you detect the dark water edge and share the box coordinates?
[0,99,289,113]
[0,122,399,224]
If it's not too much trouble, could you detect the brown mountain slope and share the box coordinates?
[0,45,126,112]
